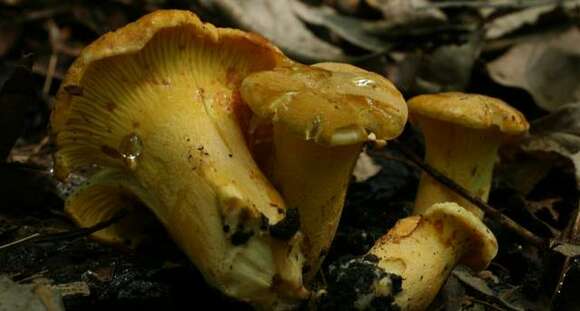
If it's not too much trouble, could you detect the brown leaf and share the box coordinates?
[518,104,580,188]
[551,241,580,257]
[210,0,347,62]
[487,28,580,111]
[365,0,446,27]
[484,4,560,40]
[0,276,65,311]
[291,1,389,52]
[525,198,561,221]
[387,34,482,93]
[452,266,525,311]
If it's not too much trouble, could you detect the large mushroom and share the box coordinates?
[325,93,528,310]
[51,10,307,308]
[240,62,408,279]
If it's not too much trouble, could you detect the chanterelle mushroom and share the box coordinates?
[325,202,497,311]
[325,93,528,310]
[51,10,307,308]
[408,92,529,218]
[240,62,407,279]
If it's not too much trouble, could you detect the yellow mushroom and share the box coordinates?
[51,10,307,309]
[408,92,529,218]
[327,93,528,310]
[365,202,497,310]
[325,202,497,310]
[240,62,407,279]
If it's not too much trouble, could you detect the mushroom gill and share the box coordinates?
[51,10,306,309]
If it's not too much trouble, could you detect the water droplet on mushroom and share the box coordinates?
[353,77,376,88]
[305,116,322,141]
[119,133,143,170]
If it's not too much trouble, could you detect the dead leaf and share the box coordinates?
[520,104,580,186]
[0,276,65,311]
[388,34,482,93]
[365,0,446,28]
[415,36,482,93]
[438,275,466,311]
[210,0,347,62]
[485,4,560,40]
[525,198,561,222]
[551,240,580,257]
[452,267,525,311]
[529,104,580,153]
[352,151,382,182]
[291,1,389,53]
[52,281,90,297]
[452,267,495,297]
[325,0,362,15]
[487,28,580,111]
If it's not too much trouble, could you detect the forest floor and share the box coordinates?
[0,1,579,310]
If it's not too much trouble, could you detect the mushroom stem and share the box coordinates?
[414,118,500,218]
[365,203,497,310]
[61,92,307,307]
[271,123,362,279]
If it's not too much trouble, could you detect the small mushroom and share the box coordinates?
[241,62,407,278]
[334,202,497,310]
[51,10,307,308]
[327,93,528,310]
[408,92,529,217]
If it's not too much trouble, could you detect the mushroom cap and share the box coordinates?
[407,92,529,135]
[51,9,289,179]
[240,63,407,146]
[424,202,498,270]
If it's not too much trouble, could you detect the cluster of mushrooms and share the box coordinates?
[50,10,530,311]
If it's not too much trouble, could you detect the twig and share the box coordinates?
[417,0,569,10]
[0,233,41,250]
[42,53,58,97]
[33,210,127,244]
[378,154,416,167]
[388,140,547,248]
[0,210,127,252]
[42,19,60,97]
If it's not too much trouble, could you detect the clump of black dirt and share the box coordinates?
[319,255,402,311]
[269,208,300,240]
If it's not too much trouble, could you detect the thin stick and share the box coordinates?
[388,140,547,248]
[42,53,58,97]
[33,210,127,243]
[0,233,41,250]
[0,210,127,252]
